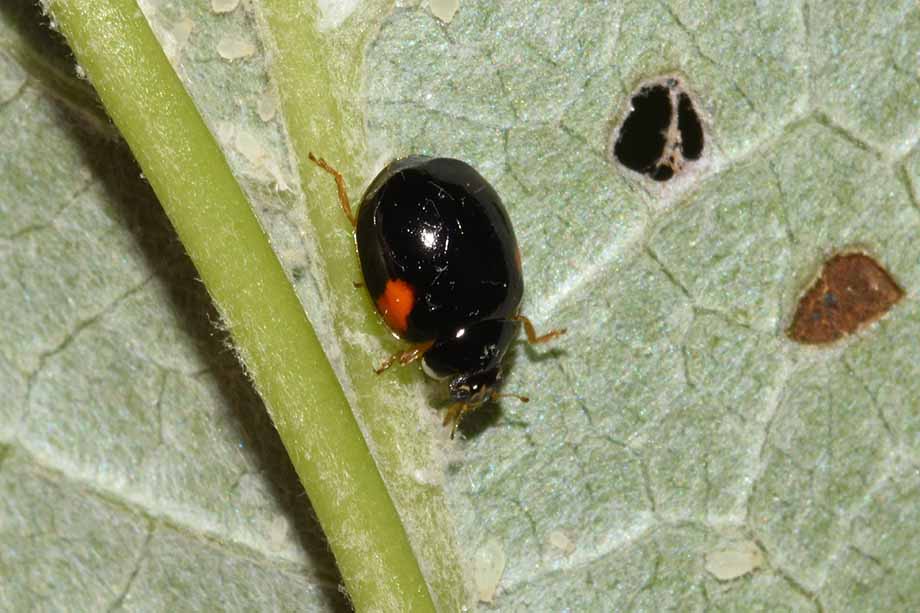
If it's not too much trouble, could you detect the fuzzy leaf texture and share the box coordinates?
[2,0,919,611]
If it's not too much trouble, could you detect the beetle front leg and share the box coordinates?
[442,402,473,439]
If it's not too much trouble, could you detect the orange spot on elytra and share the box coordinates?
[376,278,415,334]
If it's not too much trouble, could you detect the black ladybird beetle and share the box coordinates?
[309,153,565,437]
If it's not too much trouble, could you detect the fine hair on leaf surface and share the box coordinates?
[3,0,920,610]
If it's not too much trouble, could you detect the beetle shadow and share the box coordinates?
[413,367,502,440]
[455,401,502,439]
[11,7,350,605]
[519,340,568,364]
[454,343,519,439]
[456,338,567,438]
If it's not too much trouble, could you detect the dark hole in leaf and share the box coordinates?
[677,93,704,160]
[611,78,705,182]
[650,164,674,181]
[613,85,671,176]
[788,253,904,345]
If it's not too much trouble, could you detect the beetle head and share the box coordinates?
[449,368,501,405]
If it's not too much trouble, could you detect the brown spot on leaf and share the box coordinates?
[789,253,904,344]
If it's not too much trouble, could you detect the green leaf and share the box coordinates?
[5,0,453,609]
[3,0,919,611]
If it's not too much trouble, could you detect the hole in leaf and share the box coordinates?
[611,77,705,181]
[677,93,704,160]
[613,85,671,176]
[788,252,904,345]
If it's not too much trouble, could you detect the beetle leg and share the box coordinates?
[513,314,567,344]
[492,392,530,403]
[308,152,356,227]
[443,402,472,439]
[373,340,435,374]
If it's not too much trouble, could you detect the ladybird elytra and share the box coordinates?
[310,154,565,436]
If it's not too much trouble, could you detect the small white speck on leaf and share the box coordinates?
[315,0,361,31]
[211,0,240,13]
[136,0,161,15]
[163,18,194,63]
[217,36,256,61]
[546,529,576,555]
[268,515,290,550]
[428,0,459,23]
[234,129,264,164]
[257,90,278,122]
[0,54,27,103]
[216,121,236,146]
[705,541,764,581]
[474,537,506,603]
[233,129,290,192]
[412,466,445,487]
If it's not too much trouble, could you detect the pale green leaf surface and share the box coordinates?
[1,6,346,609]
[2,0,919,610]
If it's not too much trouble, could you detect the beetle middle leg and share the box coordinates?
[513,314,566,344]
[308,152,356,227]
[374,340,435,374]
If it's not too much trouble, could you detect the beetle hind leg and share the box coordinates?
[513,314,566,344]
[374,340,434,374]
[308,152,356,227]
